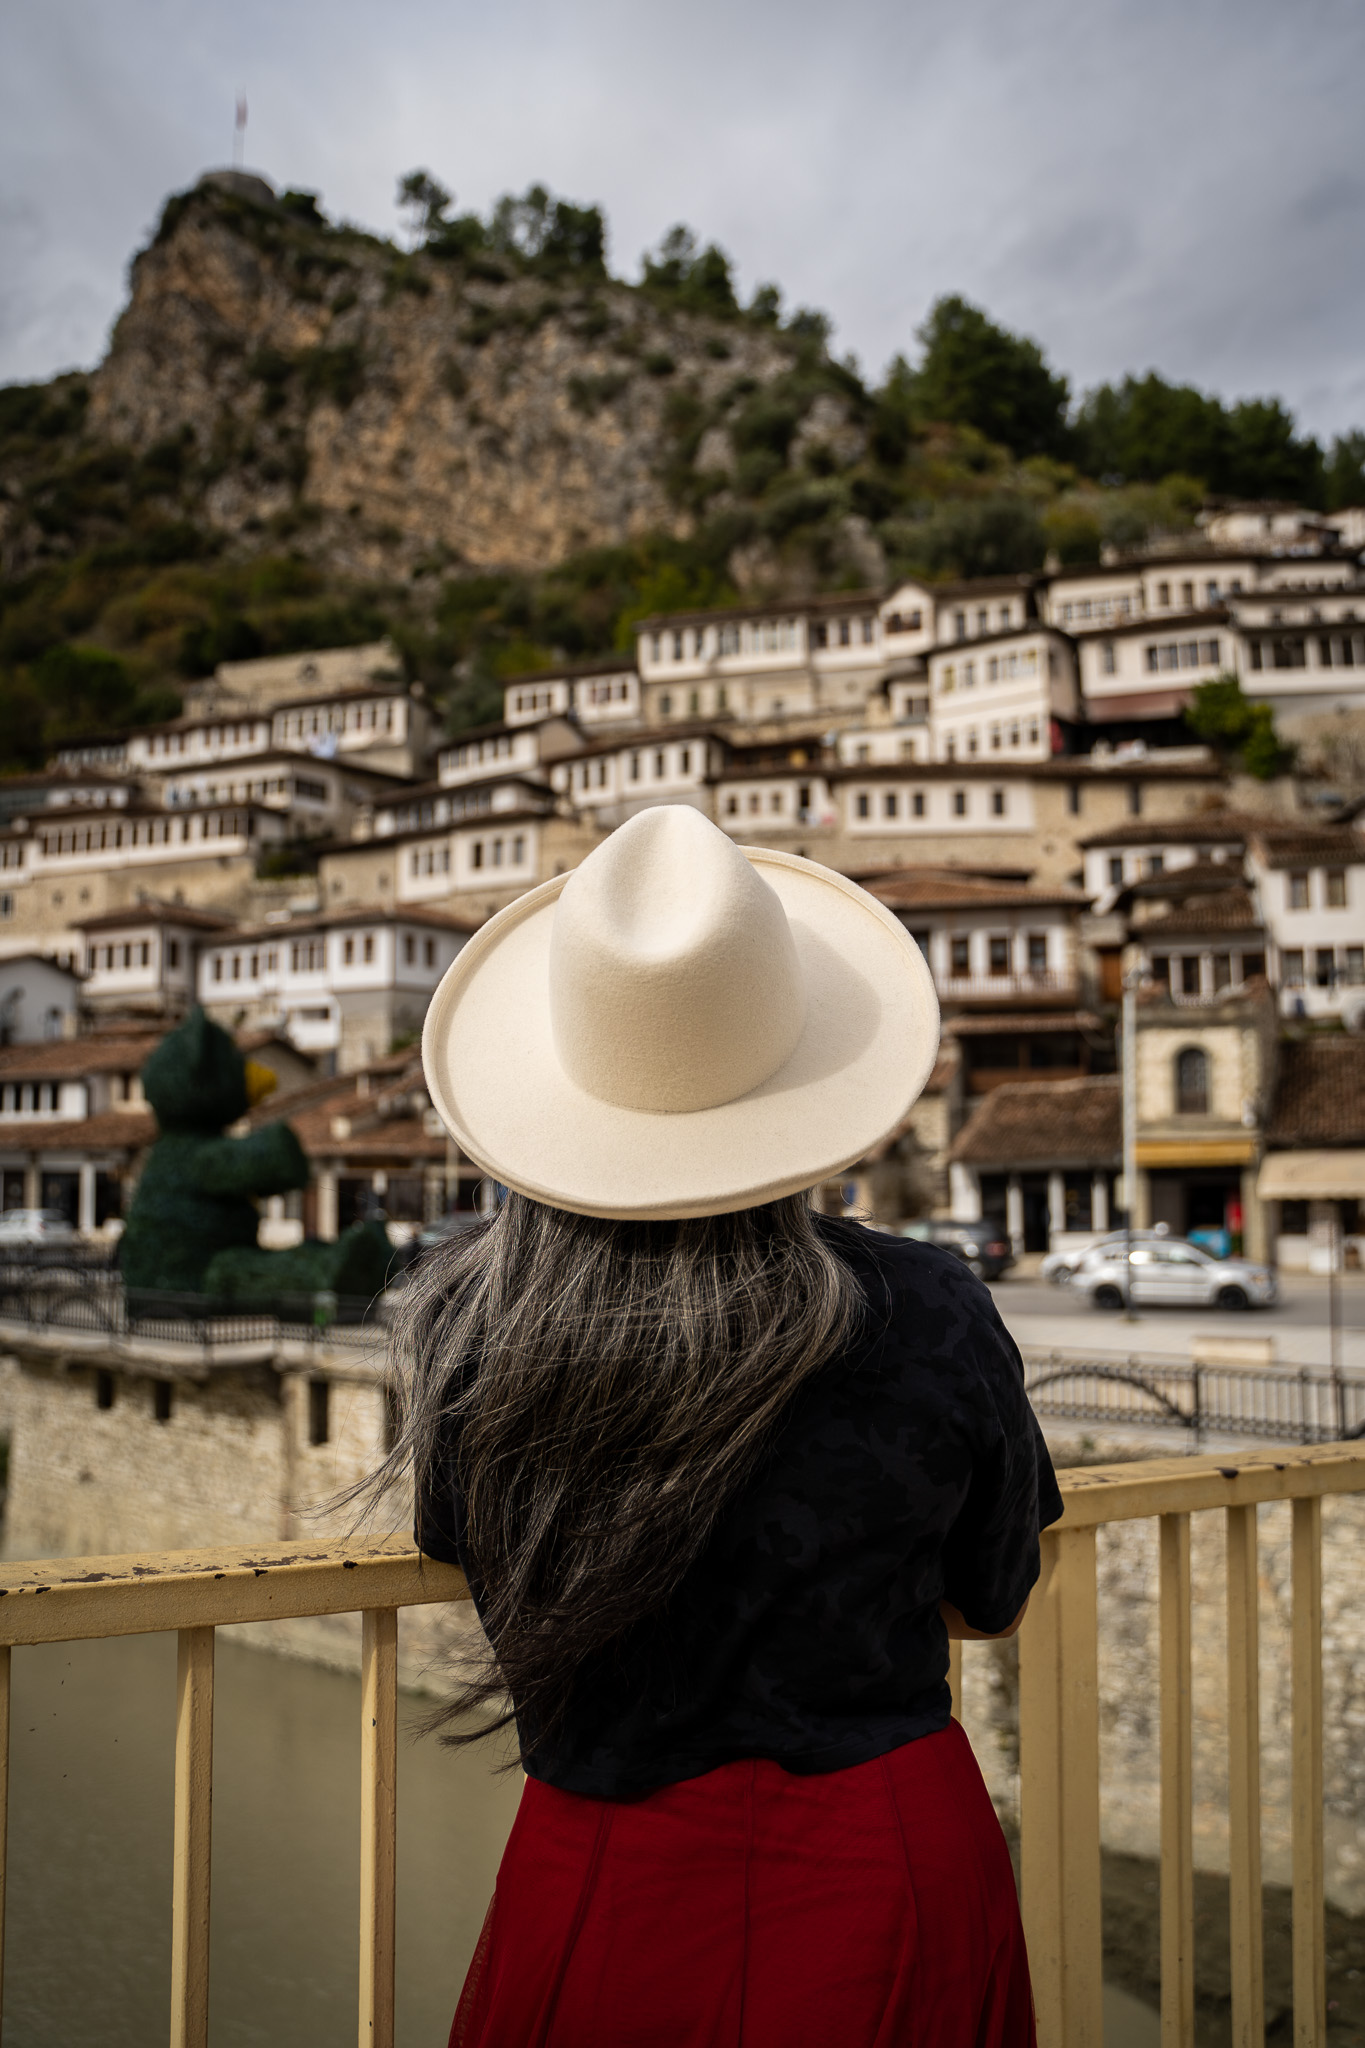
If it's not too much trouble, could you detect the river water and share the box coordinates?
[6,1631,521,2047]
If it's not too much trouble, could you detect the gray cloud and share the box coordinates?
[2,0,1363,438]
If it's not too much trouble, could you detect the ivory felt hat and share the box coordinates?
[422,805,940,1219]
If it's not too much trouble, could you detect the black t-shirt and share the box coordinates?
[415,1221,1064,1800]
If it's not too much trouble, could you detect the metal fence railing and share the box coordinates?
[1022,1350,1365,1444]
[0,1265,389,1350]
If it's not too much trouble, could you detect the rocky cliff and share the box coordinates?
[82,173,837,580]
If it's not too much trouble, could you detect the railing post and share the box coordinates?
[1291,1496,1325,2048]
[1225,1504,1265,2047]
[170,1625,215,2048]
[1159,1514,1195,2048]
[359,1608,398,2048]
[1019,1524,1102,2048]
[0,1641,9,2040]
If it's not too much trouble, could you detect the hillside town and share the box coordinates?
[1,501,1363,1274]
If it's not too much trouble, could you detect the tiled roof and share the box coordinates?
[948,1075,1121,1167]
[868,872,1083,913]
[74,902,235,933]
[0,1033,162,1080]
[1248,826,1365,870]
[1078,811,1252,850]
[0,1110,156,1152]
[1267,1039,1365,1149]
[201,902,481,946]
[1139,888,1263,937]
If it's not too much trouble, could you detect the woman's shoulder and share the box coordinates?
[816,1215,997,1316]
[815,1216,1025,1401]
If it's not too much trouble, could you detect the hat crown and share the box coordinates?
[549,807,806,1114]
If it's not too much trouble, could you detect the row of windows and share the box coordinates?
[208,934,420,981]
[851,786,1010,821]
[1246,634,1364,671]
[445,734,518,769]
[572,745,703,791]
[469,835,527,870]
[811,617,876,650]
[1281,946,1365,987]
[951,603,1017,638]
[723,784,818,819]
[942,722,1042,759]
[277,701,396,739]
[581,677,634,706]
[511,688,561,716]
[40,812,254,856]
[142,721,269,757]
[412,847,451,876]
[1060,595,1135,624]
[938,648,1041,691]
[390,788,495,832]
[0,1082,61,1114]
[650,619,803,662]
[90,941,154,972]
[908,931,1051,977]
[0,845,24,869]
[884,608,924,633]
[655,688,729,717]
[1286,868,1349,909]
[1149,951,1266,997]
[1143,638,1221,673]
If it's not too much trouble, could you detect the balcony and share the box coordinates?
[936,969,1077,1006]
[0,1443,1360,2046]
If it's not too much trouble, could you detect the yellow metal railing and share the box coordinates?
[1,1443,1363,2048]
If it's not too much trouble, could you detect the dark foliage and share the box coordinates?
[913,296,1071,459]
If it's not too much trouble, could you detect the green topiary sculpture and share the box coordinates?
[120,1007,393,1312]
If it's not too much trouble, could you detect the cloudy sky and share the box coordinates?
[4,0,1364,439]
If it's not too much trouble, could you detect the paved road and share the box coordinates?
[986,1272,1365,1371]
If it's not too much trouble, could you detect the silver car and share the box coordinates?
[1041,1226,1170,1285]
[1073,1239,1276,1311]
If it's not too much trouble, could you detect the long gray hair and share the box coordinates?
[373,1190,865,1759]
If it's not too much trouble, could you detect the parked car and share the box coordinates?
[0,1208,76,1245]
[1071,1240,1276,1311]
[899,1219,1014,1281]
[1040,1225,1170,1286]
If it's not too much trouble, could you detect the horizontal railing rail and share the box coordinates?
[3,1443,1365,2046]
[0,1271,391,1350]
[1022,1349,1365,1444]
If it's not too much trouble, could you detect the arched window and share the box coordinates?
[1175,1047,1208,1116]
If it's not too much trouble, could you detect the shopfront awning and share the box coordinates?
[1135,1138,1258,1169]
[1257,1149,1365,1201]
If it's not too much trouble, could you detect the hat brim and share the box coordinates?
[422,847,940,1220]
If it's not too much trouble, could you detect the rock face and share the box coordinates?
[86,181,797,578]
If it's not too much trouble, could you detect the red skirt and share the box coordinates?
[451,1719,1035,2048]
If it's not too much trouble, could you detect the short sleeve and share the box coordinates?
[939,1303,1064,1634]
[413,1417,465,1568]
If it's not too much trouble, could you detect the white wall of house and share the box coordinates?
[927,634,1075,763]
[839,776,1036,836]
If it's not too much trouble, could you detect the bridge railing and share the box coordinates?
[2,1443,1364,2047]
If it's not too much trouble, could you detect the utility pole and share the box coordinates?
[1122,970,1139,1321]
[1329,1208,1345,1438]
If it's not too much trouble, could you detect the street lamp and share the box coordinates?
[1121,969,1139,1321]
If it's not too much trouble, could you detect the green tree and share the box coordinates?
[489,186,606,275]
[1324,431,1365,512]
[396,170,452,247]
[1185,673,1292,781]
[641,226,738,316]
[913,296,1070,459]
[1073,373,1324,500]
